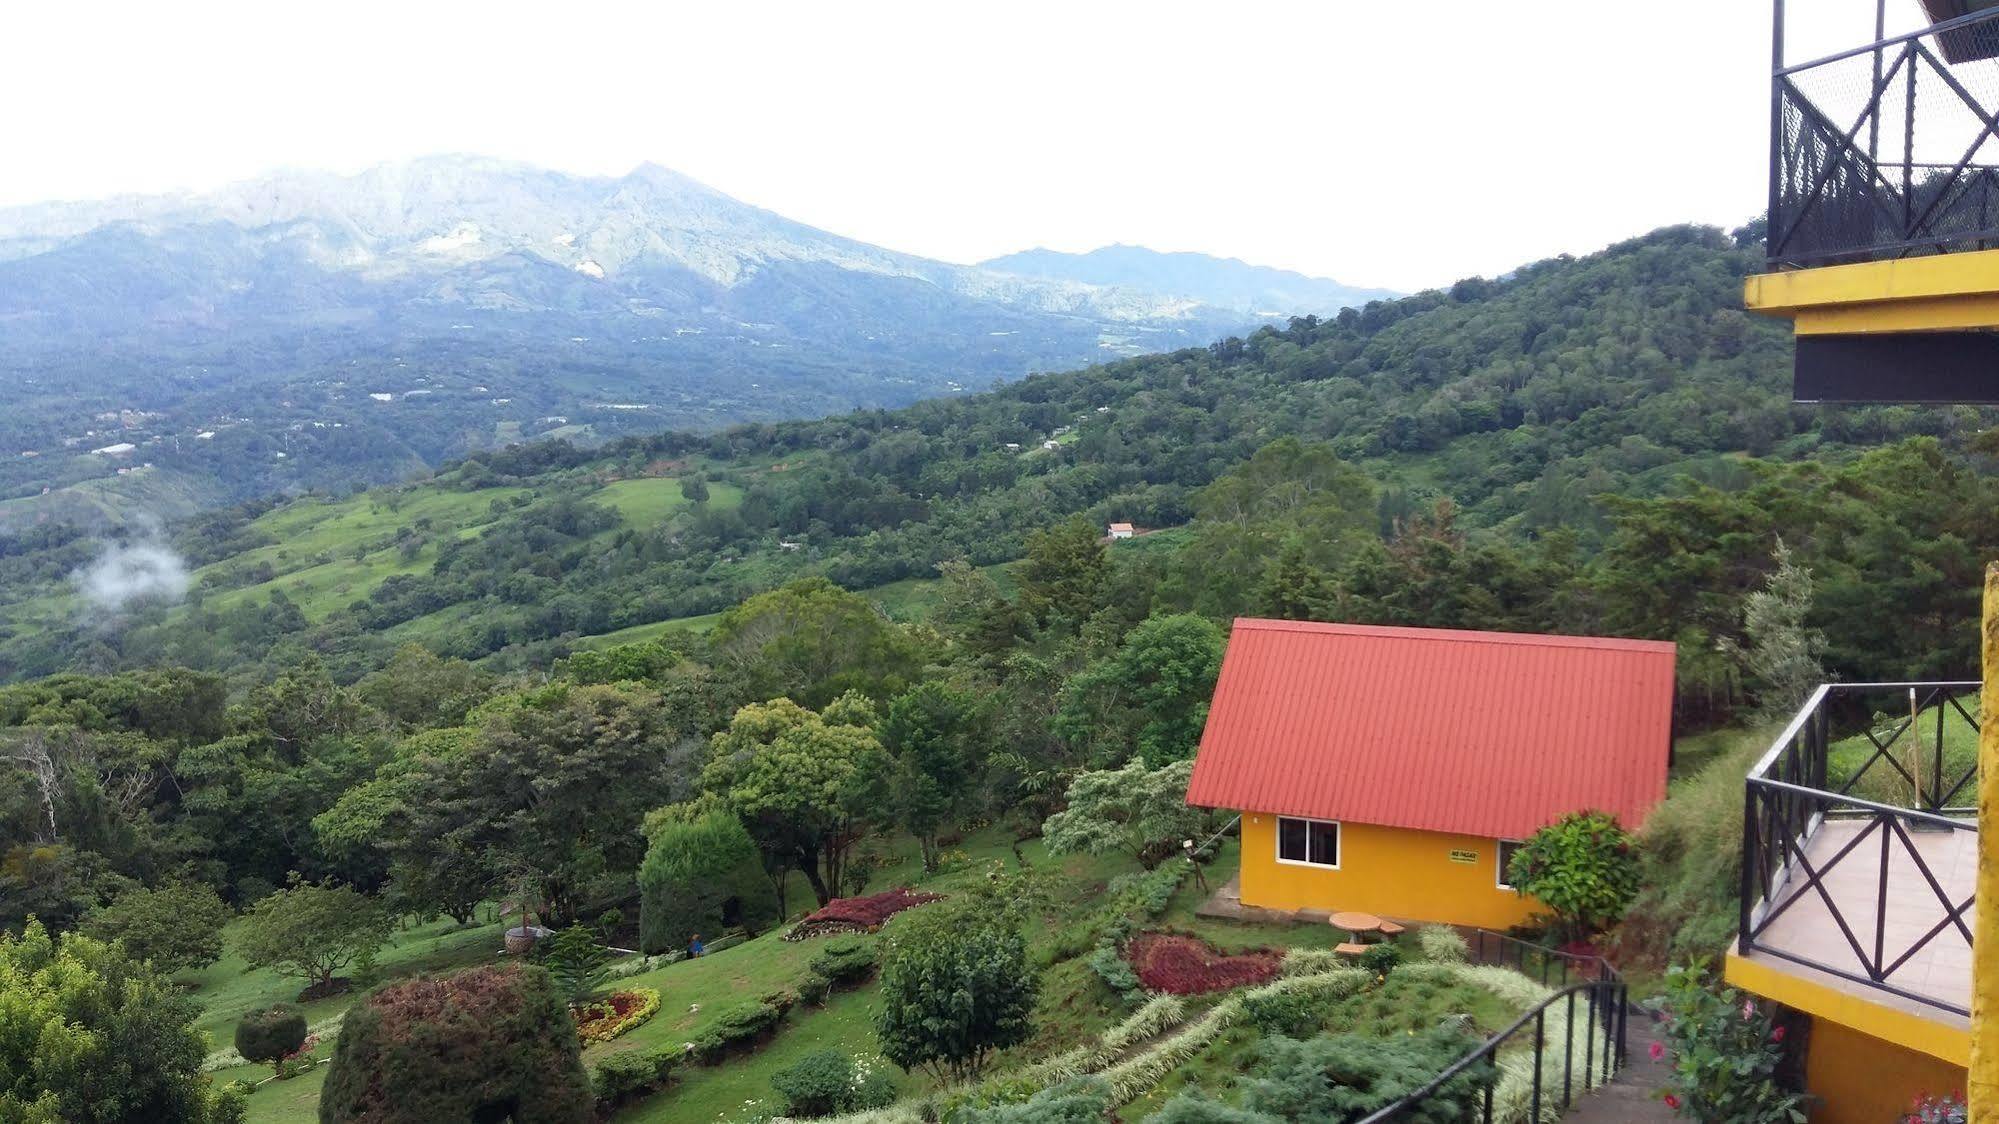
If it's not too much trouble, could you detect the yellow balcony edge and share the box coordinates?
[1793,294,1999,334]
[1724,951,1969,1067]
[1745,248,1999,317]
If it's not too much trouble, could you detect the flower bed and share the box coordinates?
[787,889,944,939]
[574,988,661,1044]
[1123,932,1280,995]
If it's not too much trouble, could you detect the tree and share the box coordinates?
[1179,438,1376,617]
[357,684,696,926]
[234,877,391,996]
[1016,517,1108,629]
[235,1004,308,1074]
[1042,758,1208,868]
[636,802,777,954]
[875,899,1035,1082]
[1505,810,1642,936]
[703,694,881,906]
[1053,613,1224,766]
[680,475,711,504]
[1738,539,1826,719]
[83,881,232,975]
[318,963,591,1124]
[710,578,924,707]
[876,682,981,871]
[538,925,609,1004]
[0,920,238,1123]
[352,645,492,730]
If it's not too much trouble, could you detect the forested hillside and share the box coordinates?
[4,222,1996,1124]
[0,224,1990,711]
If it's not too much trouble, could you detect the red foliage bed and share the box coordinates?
[787,888,944,939]
[1123,932,1281,994]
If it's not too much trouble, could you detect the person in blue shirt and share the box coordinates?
[687,933,704,958]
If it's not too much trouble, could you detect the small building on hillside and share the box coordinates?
[1186,619,1675,930]
[1107,522,1135,540]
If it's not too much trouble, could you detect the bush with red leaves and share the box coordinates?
[787,889,944,939]
[1123,931,1280,994]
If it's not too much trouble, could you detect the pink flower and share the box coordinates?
[1664,1093,1681,1110]
[1649,1041,1665,1061]
[1741,998,1756,1019]
[1771,1025,1786,1043]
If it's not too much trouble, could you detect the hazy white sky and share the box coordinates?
[0,0,1905,291]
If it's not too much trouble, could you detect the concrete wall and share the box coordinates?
[1238,812,1542,929]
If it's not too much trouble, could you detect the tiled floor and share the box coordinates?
[1745,816,1974,1021]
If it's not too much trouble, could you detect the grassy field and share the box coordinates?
[1826,688,1980,807]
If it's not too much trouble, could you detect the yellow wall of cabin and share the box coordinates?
[1237,813,1541,929]
[1805,1017,1967,1123]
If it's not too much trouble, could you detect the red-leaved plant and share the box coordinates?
[1122,932,1280,994]
[1902,1092,1967,1124]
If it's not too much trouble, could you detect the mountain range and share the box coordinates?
[0,156,1390,525]
[979,244,1399,317]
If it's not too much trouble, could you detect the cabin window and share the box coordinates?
[1495,839,1525,890]
[1275,816,1339,868]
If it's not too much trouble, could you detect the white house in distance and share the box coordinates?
[1107,522,1135,540]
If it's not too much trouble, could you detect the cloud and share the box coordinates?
[73,539,191,611]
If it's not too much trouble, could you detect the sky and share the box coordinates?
[0,0,1909,292]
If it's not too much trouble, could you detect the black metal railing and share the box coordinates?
[1770,5,1999,265]
[1356,931,1628,1124]
[1739,682,1979,1017]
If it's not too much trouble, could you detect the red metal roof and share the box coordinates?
[1185,619,1677,839]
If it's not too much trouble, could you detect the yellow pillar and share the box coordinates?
[1974,563,1999,1111]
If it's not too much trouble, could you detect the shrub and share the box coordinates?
[1234,1029,1491,1122]
[877,899,1036,1082]
[1240,984,1323,1039]
[791,888,945,939]
[809,937,878,985]
[1279,948,1345,977]
[234,1003,308,1072]
[1415,925,1468,964]
[950,1079,1114,1123]
[1904,1093,1969,1124]
[799,970,833,1005]
[1122,932,1281,995]
[1650,962,1808,1123]
[318,963,591,1124]
[591,1050,676,1112]
[1506,810,1641,937]
[772,1050,898,1117]
[691,997,788,1060]
[1357,943,1403,975]
[83,882,233,974]
[637,806,778,954]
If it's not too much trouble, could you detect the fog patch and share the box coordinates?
[74,538,191,611]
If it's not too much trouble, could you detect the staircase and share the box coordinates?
[1563,1018,1676,1123]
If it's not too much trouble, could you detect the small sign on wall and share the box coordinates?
[1447,849,1479,865]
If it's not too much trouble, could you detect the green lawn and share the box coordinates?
[593,478,743,526]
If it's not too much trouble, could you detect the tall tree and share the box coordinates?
[875,682,982,871]
[703,693,881,905]
[1054,613,1225,767]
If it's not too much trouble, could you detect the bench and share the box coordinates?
[1377,921,1406,936]
[1335,942,1370,956]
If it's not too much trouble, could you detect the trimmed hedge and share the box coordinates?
[234,1004,306,1069]
[638,809,777,955]
[318,963,590,1124]
[591,1049,677,1113]
[809,938,878,986]
[690,990,794,1061]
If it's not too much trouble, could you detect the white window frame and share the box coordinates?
[1274,815,1340,869]
[1495,838,1525,890]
